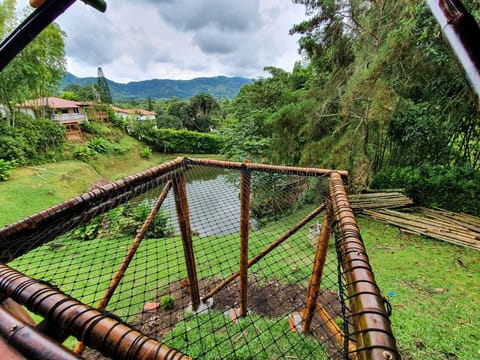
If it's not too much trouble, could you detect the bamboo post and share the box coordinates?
[302,207,331,333]
[329,172,400,360]
[74,181,173,355]
[0,264,191,360]
[0,305,80,360]
[204,204,326,301]
[239,167,251,317]
[315,304,357,356]
[1,298,36,326]
[172,172,201,311]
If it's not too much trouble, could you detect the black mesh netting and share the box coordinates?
[2,159,356,359]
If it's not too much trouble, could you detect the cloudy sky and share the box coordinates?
[18,0,308,83]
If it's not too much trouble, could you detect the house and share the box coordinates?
[135,109,156,121]
[18,97,87,141]
[112,106,156,121]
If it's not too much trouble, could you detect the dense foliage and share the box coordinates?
[0,114,66,165]
[0,0,66,125]
[128,120,220,154]
[218,0,480,215]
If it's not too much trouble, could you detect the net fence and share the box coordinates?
[0,158,399,360]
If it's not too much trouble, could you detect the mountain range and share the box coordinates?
[63,72,252,101]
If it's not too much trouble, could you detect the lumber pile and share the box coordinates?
[349,192,413,212]
[363,207,480,250]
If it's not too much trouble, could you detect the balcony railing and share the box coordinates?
[52,113,87,123]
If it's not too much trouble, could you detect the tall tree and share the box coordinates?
[0,2,66,126]
[97,67,112,104]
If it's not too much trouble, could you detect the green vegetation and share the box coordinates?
[358,217,480,359]
[160,295,176,310]
[128,122,221,154]
[0,161,100,226]
[216,1,480,215]
[165,311,325,359]
[0,0,65,125]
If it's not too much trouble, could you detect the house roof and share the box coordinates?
[136,109,156,116]
[111,106,156,116]
[18,97,80,109]
[111,106,134,115]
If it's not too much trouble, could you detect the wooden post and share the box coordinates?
[173,172,201,311]
[239,167,251,317]
[204,204,326,301]
[302,208,331,333]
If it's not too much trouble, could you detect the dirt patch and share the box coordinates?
[83,277,345,359]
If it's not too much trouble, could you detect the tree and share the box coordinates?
[186,93,220,132]
[0,2,66,126]
[97,67,112,104]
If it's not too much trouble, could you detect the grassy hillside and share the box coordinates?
[0,136,223,226]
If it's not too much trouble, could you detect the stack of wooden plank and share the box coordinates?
[349,192,413,211]
[363,207,480,250]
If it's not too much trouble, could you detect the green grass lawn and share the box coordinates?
[0,146,224,226]
[358,216,480,360]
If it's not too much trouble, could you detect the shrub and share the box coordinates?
[87,137,111,154]
[160,295,176,310]
[81,120,106,135]
[73,145,95,159]
[0,115,65,165]
[0,159,13,181]
[128,200,172,238]
[140,146,152,159]
[128,120,221,154]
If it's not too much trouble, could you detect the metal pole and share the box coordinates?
[172,172,201,311]
[239,167,251,317]
[302,208,331,333]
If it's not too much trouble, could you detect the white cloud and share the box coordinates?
[15,0,307,82]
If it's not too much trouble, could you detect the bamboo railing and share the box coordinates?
[0,264,190,360]
[329,172,400,360]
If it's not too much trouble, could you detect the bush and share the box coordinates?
[140,146,152,159]
[0,159,14,181]
[128,120,221,154]
[128,200,172,238]
[160,295,176,310]
[87,137,126,155]
[81,120,106,136]
[0,115,65,165]
[372,164,480,215]
[73,145,95,159]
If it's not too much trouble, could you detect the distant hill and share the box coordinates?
[62,72,252,101]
